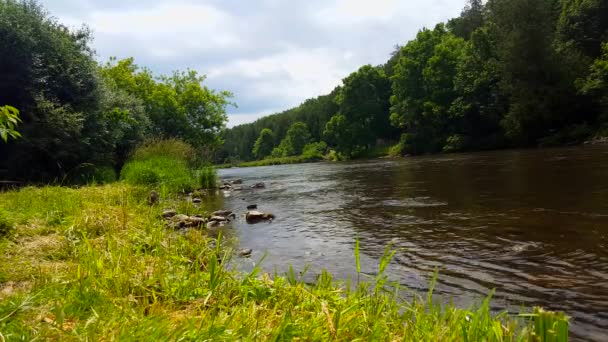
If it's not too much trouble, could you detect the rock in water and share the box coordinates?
[251,182,265,189]
[238,248,253,257]
[245,210,275,224]
[148,190,159,206]
[247,204,257,210]
[212,210,232,217]
[230,179,243,185]
[209,215,229,222]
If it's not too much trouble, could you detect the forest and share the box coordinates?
[2,0,608,177]
[219,0,608,163]
[0,0,233,183]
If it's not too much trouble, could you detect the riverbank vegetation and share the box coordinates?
[0,0,233,184]
[0,182,569,340]
[0,0,572,339]
[218,0,608,164]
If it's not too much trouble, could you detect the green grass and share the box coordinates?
[219,155,323,168]
[120,140,198,193]
[0,183,569,340]
[197,166,218,189]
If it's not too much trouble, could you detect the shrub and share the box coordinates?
[442,134,467,153]
[121,140,197,193]
[302,141,328,160]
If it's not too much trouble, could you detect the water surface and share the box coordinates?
[219,146,608,341]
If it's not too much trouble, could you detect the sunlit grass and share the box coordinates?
[0,184,568,340]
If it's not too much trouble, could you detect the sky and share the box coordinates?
[44,0,465,127]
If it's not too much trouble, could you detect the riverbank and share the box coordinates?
[0,183,568,340]
[217,146,391,169]
[217,155,323,169]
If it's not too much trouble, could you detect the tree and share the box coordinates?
[448,0,485,39]
[449,25,506,150]
[273,122,312,157]
[252,128,275,159]
[0,0,102,181]
[557,0,608,60]
[390,25,466,154]
[0,105,21,142]
[486,0,568,145]
[326,65,395,157]
[579,43,608,123]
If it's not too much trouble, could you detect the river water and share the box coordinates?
[218,146,608,341]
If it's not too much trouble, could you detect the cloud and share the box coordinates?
[43,0,465,127]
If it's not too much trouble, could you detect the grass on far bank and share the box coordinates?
[0,182,568,340]
[217,155,323,169]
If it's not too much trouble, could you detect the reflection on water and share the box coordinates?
[219,146,608,341]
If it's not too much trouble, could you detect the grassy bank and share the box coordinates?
[0,182,568,340]
[217,155,323,169]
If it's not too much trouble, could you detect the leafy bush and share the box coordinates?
[302,141,328,159]
[0,105,21,143]
[442,134,467,153]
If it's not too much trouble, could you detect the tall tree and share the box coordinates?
[273,122,312,157]
[325,65,394,156]
[390,25,466,154]
[0,0,101,180]
[486,0,568,145]
[448,0,485,39]
[252,128,275,159]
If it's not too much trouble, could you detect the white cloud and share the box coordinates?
[43,0,466,126]
[228,112,276,128]
[316,0,400,24]
[208,47,356,103]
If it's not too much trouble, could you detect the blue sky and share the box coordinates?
[44,0,464,127]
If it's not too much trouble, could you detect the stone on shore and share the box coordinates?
[246,210,275,224]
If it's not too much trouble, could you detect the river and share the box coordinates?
[218,146,608,341]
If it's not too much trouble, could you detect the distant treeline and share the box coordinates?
[0,0,233,183]
[219,0,608,163]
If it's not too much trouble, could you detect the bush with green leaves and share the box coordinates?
[0,105,21,143]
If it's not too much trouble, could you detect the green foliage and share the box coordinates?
[390,25,466,154]
[326,65,395,157]
[101,58,233,150]
[64,165,117,186]
[120,140,197,193]
[252,128,275,159]
[301,141,328,159]
[0,207,14,237]
[0,105,21,142]
[0,183,568,340]
[219,90,340,162]
[0,1,230,183]
[198,166,218,189]
[131,138,196,164]
[272,122,312,158]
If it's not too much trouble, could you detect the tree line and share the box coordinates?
[0,0,232,182]
[219,0,608,162]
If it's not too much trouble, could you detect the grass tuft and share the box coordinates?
[120,140,197,193]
